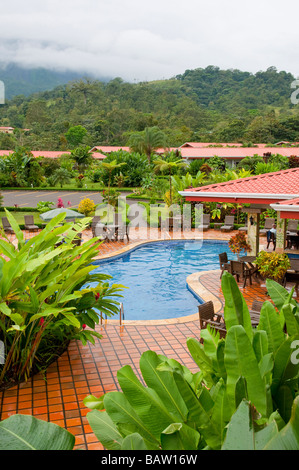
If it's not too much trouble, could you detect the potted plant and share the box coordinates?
[228,232,251,260]
[255,251,291,283]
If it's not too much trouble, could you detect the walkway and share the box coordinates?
[0,228,296,450]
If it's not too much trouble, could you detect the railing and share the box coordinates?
[100,302,125,326]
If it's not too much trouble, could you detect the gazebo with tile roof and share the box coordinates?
[179,167,299,255]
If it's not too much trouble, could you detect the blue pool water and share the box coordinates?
[92,240,238,321]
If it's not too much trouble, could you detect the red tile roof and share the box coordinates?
[180,142,267,149]
[180,147,299,158]
[0,150,105,159]
[182,168,299,204]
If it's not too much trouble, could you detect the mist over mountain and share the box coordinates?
[0,63,112,99]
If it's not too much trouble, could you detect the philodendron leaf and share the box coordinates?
[0,414,75,450]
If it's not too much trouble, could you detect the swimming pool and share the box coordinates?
[92,240,238,321]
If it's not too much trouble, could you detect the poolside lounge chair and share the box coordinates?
[260,218,275,236]
[219,252,231,278]
[230,260,256,287]
[1,217,14,234]
[198,301,227,339]
[220,216,235,232]
[24,215,39,232]
[198,214,211,232]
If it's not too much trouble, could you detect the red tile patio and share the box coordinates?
[0,228,297,450]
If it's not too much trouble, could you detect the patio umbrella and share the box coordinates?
[40,207,85,221]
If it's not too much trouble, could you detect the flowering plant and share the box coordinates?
[228,232,251,259]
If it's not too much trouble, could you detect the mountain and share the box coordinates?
[0,63,111,100]
[0,65,299,149]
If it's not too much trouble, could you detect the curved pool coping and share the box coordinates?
[93,237,225,325]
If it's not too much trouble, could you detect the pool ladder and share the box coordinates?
[100,302,125,326]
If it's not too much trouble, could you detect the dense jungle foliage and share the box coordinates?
[0,65,299,150]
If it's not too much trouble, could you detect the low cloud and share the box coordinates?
[1,0,299,81]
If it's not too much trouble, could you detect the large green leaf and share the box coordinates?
[222,400,278,450]
[121,433,148,450]
[266,278,298,312]
[224,325,268,416]
[87,410,123,450]
[221,271,253,341]
[161,423,200,450]
[117,364,179,439]
[0,414,75,450]
[187,337,216,387]
[272,335,299,396]
[139,351,188,422]
[103,391,160,448]
[264,396,299,449]
[282,304,299,337]
[257,301,285,353]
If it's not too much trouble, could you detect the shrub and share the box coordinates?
[0,210,124,388]
[255,251,291,282]
[78,197,96,216]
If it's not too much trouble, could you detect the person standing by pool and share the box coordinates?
[267,223,277,244]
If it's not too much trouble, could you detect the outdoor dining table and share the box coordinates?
[238,255,262,280]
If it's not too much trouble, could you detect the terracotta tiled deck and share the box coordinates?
[0,228,297,450]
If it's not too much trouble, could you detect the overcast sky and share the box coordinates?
[1,0,299,82]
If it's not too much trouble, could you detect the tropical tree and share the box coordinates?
[50,168,72,188]
[154,158,187,205]
[128,127,167,164]
[70,145,93,174]
[101,160,126,204]
[65,125,88,148]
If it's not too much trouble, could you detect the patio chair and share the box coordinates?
[283,259,299,292]
[287,219,298,235]
[91,216,101,237]
[230,260,255,287]
[286,233,299,250]
[24,215,39,232]
[198,301,226,339]
[198,214,211,232]
[1,217,14,234]
[220,216,235,232]
[260,218,275,236]
[219,252,231,278]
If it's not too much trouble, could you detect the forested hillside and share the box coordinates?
[0,65,299,150]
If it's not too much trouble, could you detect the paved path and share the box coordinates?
[2,189,145,210]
